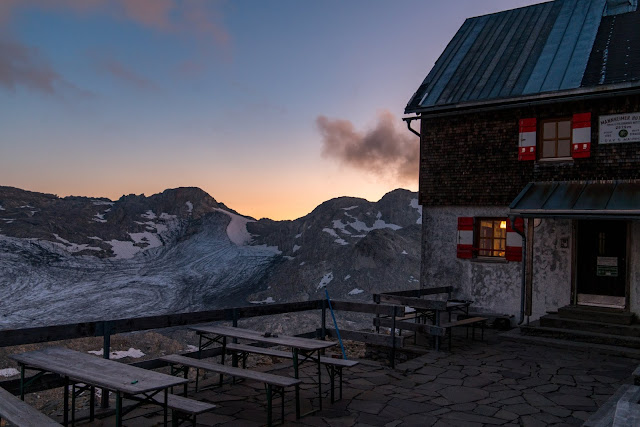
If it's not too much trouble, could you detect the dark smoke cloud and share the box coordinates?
[316,110,418,183]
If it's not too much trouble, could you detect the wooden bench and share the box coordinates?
[225,342,359,402]
[441,316,488,350]
[150,393,216,427]
[0,386,61,427]
[160,354,301,427]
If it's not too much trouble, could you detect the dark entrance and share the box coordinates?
[576,220,627,308]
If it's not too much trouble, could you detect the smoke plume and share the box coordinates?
[316,110,418,183]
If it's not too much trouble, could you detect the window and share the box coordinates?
[540,118,572,159]
[476,218,507,258]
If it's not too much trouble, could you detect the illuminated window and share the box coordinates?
[476,218,507,258]
[540,118,572,159]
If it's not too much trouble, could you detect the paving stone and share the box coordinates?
[439,386,489,404]
[398,413,438,427]
[387,397,438,414]
[490,389,522,400]
[547,393,596,409]
[533,384,559,393]
[493,409,519,421]
[551,375,576,386]
[520,415,547,427]
[348,399,386,415]
[501,396,526,405]
[571,410,592,421]
[416,366,446,376]
[523,391,555,407]
[430,407,451,416]
[539,405,572,418]
[357,411,396,426]
[502,403,539,416]
[558,385,592,397]
[433,377,464,386]
[195,412,235,425]
[477,403,506,418]
[462,376,495,388]
[438,370,466,380]
[530,411,563,424]
[440,410,505,425]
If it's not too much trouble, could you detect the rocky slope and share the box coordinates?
[0,186,421,329]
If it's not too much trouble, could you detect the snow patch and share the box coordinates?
[283,256,295,260]
[317,272,333,289]
[92,200,114,206]
[410,198,422,224]
[299,261,306,266]
[344,275,351,280]
[249,297,275,304]
[292,245,301,253]
[339,212,401,233]
[341,205,359,211]
[88,348,145,359]
[1,219,14,223]
[0,368,19,377]
[52,234,102,253]
[252,244,282,254]
[129,232,162,249]
[107,240,140,259]
[0,205,4,210]
[322,228,348,245]
[159,213,176,220]
[401,250,408,255]
[348,288,364,295]
[215,209,254,246]
[186,345,199,353]
[19,205,34,209]
[295,233,302,239]
[186,201,193,213]
[141,210,157,220]
[93,212,107,223]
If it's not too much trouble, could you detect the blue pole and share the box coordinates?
[325,289,347,360]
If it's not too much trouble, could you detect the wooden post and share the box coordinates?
[101,321,112,409]
[390,309,397,369]
[321,300,327,340]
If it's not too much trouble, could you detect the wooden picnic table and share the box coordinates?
[190,324,336,418]
[10,347,188,427]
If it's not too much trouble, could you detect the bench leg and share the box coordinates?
[64,376,69,427]
[90,386,95,421]
[330,366,335,403]
[267,384,273,427]
[115,391,122,427]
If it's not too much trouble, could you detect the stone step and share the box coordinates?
[499,328,640,359]
[557,305,635,325]
[519,324,640,349]
[540,314,640,337]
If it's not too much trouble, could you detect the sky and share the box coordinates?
[0,0,543,220]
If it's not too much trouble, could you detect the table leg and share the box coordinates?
[164,389,168,427]
[116,391,122,427]
[90,386,95,421]
[71,383,76,426]
[317,350,322,411]
[219,336,227,386]
[63,377,69,427]
[19,364,25,400]
[293,348,300,419]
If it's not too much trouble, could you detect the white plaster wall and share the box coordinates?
[421,207,573,321]
[630,222,640,315]
[530,218,572,320]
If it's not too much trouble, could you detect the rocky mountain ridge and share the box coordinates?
[0,186,421,329]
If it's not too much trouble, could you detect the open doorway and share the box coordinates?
[576,220,627,309]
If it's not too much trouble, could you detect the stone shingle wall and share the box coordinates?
[419,94,640,206]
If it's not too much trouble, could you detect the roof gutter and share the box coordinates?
[405,83,640,118]
[403,116,421,138]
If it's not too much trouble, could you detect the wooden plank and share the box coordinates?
[373,318,446,337]
[322,328,404,348]
[10,347,187,394]
[0,347,223,396]
[160,355,301,387]
[191,325,335,352]
[441,317,487,328]
[375,295,447,311]
[151,394,216,415]
[226,343,359,367]
[329,301,404,317]
[381,286,453,297]
[0,386,61,426]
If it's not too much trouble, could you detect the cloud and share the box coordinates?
[97,57,158,91]
[317,110,419,183]
[0,0,229,45]
[0,36,67,94]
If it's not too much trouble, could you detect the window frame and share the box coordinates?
[539,117,573,160]
[474,217,508,259]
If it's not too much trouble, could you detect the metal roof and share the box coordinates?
[406,0,640,114]
[509,181,640,219]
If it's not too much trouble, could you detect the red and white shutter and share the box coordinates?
[457,217,474,259]
[572,113,591,159]
[505,218,524,262]
[518,118,537,161]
